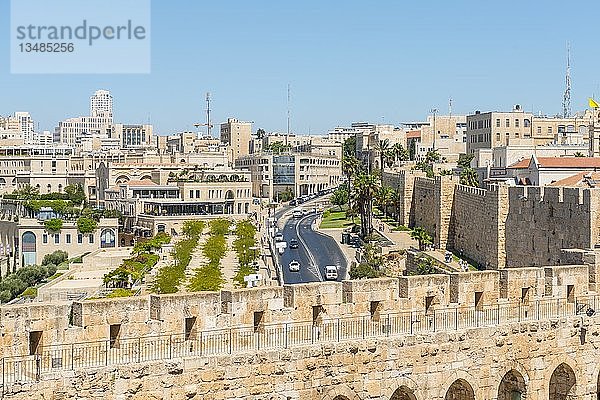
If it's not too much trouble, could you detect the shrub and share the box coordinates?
[42,250,68,266]
[349,262,382,279]
[182,220,205,238]
[44,218,63,232]
[0,264,55,303]
[76,217,97,233]
[322,209,331,219]
[20,287,37,298]
[106,288,134,298]
[209,219,231,236]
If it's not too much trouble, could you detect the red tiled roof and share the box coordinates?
[507,158,530,169]
[548,171,600,187]
[508,156,600,170]
[125,179,157,187]
[406,131,421,139]
[536,157,600,168]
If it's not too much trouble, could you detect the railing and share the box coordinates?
[1,295,597,390]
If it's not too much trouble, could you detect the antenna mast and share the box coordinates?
[449,97,453,117]
[206,92,212,137]
[286,84,291,145]
[562,43,571,118]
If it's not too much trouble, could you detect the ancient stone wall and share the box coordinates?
[382,170,425,226]
[450,184,509,269]
[505,186,600,267]
[411,175,457,249]
[4,315,600,400]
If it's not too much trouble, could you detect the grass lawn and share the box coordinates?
[320,210,357,229]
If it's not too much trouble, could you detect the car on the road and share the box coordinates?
[274,232,284,242]
[289,238,299,248]
[289,260,300,272]
[289,199,297,206]
[292,208,303,219]
[325,265,338,280]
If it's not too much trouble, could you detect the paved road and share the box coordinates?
[278,212,348,284]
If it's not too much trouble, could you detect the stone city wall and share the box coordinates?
[382,170,425,226]
[505,186,600,267]
[450,184,509,269]
[3,314,600,399]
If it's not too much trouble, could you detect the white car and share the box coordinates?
[289,260,300,272]
[325,265,338,280]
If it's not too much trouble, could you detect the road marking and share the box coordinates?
[295,214,323,281]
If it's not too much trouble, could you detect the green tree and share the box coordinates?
[410,227,433,251]
[392,142,410,164]
[13,184,39,200]
[256,128,266,139]
[77,217,98,233]
[64,183,86,206]
[330,187,348,211]
[44,218,63,233]
[375,185,395,218]
[375,138,390,177]
[458,153,479,187]
[42,250,68,266]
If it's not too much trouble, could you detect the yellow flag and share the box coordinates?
[589,98,600,109]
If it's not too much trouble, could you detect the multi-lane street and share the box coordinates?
[276,210,348,284]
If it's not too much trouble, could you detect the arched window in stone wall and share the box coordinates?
[21,231,36,267]
[390,386,417,400]
[100,229,116,248]
[498,369,526,400]
[549,363,576,400]
[445,379,475,400]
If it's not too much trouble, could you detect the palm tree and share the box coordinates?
[353,173,380,238]
[410,227,433,251]
[375,185,395,218]
[460,168,479,187]
[342,155,360,212]
[391,143,409,165]
[375,139,390,177]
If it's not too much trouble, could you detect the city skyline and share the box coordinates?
[2,1,600,135]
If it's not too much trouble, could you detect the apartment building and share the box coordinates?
[220,118,252,164]
[235,152,341,200]
[466,105,590,154]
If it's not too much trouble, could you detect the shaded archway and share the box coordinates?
[21,231,36,267]
[390,385,417,400]
[445,379,474,400]
[498,369,526,400]
[548,363,576,400]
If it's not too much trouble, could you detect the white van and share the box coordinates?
[325,265,338,280]
[292,208,303,219]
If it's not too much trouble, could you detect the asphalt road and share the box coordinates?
[278,212,348,284]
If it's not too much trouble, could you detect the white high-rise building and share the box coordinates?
[90,89,113,118]
[56,90,114,144]
[14,112,34,144]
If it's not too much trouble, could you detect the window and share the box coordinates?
[253,311,264,332]
[548,127,552,134]
[370,301,381,321]
[505,119,510,127]
[29,331,43,355]
[77,233,83,244]
[184,317,197,340]
[43,234,48,244]
[89,234,94,244]
[524,119,531,127]
[475,292,484,311]
[521,287,530,304]
[189,190,193,198]
[567,285,575,303]
[537,126,542,134]
[312,305,324,325]
[515,132,520,138]
[109,324,121,349]
[515,119,520,127]
[66,234,71,244]
[425,296,435,314]
[496,118,500,127]
[54,234,60,244]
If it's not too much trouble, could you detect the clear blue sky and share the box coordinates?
[1,0,599,135]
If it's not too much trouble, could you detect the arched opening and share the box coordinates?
[225,190,234,200]
[140,175,152,181]
[549,363,576,400]
[391,385,417,400]
[498,369,526,400]
[157,224,166,234]
[445,379,474,400]
[21,231,37,267]
[116,176,130,184]
[100,229,115,248]
[332,397,350,400]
